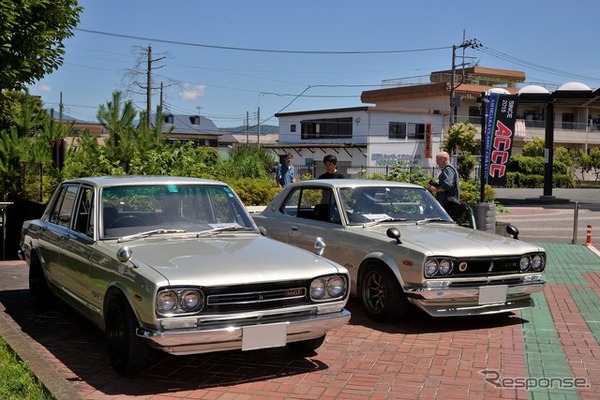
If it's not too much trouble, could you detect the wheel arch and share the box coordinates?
[356,251,404,294]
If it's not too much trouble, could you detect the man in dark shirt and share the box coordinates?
[318,154,344,179]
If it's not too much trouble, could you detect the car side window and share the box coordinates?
[49,184,79,228]
[74,187,94,238]
[281,188,341,224]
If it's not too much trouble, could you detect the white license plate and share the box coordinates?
[478,285,508,305]
[242,323,288,351]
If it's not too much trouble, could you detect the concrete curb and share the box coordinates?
[0,263,84,400]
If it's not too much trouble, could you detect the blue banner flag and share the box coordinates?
[483,93,518,186]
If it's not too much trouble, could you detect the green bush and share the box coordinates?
[226,177,280,206]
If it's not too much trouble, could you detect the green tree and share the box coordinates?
[442,122,477,180]
[0,0,82,90]
[521,137,545,157]
[0,90,47,133]
[97,91,169,173]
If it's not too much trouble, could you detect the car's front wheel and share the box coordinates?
[287,334,326,354]
[105,293,150,374]
[359,263,409,322]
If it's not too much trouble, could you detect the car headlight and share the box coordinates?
[519,255,531,271]
[531,254,545,271]
[327,276,346,297]
[310,279,326,299]
[157,290,178,314]
[180,289,203,312]
[439,259,453,275]
[156,288,204,316]
[425,259,439,277]
[310,275,347,301]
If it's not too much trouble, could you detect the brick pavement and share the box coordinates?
[1,242,599,400]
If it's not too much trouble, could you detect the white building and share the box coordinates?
[272,67,600,178]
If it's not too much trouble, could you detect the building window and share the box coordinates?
[389,122,406,139]
[407,123,426,140]
[562,113,574,130]
[468,106,481,124]
[301,117,352,139]
[290,124,296,132]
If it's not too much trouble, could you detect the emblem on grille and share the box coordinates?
[459,262,468,272]
[285,289,304,297]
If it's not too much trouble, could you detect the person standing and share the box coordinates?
[318,154,345,179]
[275,153,295,187]
[428,151,461,218]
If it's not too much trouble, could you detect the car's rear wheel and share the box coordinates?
[28,259,55,311]
[287,334,326,354]
[359,263,408,322]
[105,293,149,374]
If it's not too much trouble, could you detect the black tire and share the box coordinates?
[287,334,326,354]
[105,293,150,374]
[359,263,409,323]
[28,259,55,311]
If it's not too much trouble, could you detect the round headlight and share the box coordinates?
[157,290,177,313]
[327,276,346,298]
[439,259,453,275]
[180,289,203,312]
[310,279,326,299]
[519,255,531,271]
[531,254,545,271]
[425,259,439,277]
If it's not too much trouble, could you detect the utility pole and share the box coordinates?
[449,38,482,127]
[146,46,152,126]
[143,46,166,127]
[257,107,261,146]
[245,111,249,144]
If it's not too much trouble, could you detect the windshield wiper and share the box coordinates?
[416,217,454,225]
[195,225,254,237]
[363,217,407,227]
[118,228,187,243]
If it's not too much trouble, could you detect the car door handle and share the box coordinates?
[291,225,299,231]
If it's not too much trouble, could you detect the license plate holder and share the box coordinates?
[479,285,508,305]
[242,323,288,351]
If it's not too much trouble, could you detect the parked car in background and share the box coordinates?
[253,179,547,322]
[19,176,350,373]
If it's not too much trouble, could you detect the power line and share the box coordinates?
[76,28,450,55]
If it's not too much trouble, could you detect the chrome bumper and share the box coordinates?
[404,280,546,316]
[137,309,351,355]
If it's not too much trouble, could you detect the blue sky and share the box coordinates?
[28,0,600,127]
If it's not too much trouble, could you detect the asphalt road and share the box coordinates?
[493,188,600,244]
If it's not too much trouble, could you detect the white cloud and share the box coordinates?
[179,84,206,101]
[38,84,52,92]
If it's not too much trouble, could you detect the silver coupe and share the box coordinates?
[19,176,350,373]
[253,179,546,322]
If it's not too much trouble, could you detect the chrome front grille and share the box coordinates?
[451,257,522,276]
[204,281,310,313]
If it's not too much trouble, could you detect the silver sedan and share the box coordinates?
[253,179,546,322]
[19,176,350,373]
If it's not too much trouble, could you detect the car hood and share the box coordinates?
[355,223,544,256]
[117,234,344,286]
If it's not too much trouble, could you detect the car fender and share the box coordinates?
[357,251,405,292]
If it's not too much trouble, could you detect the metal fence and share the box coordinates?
[295,164,441,183]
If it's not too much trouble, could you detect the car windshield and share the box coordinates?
[338,186,451,226]
[101,184,256,239]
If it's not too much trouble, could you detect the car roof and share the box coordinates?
[293,179,425,189]
[62,175,225,188]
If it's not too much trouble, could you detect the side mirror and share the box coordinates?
[506,224,519,240]
[314,237,326,256]
[386,228,402,244]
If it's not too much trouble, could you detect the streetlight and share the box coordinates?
[449,38,482,126]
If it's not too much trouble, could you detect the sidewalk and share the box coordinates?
[1,240,599,399]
